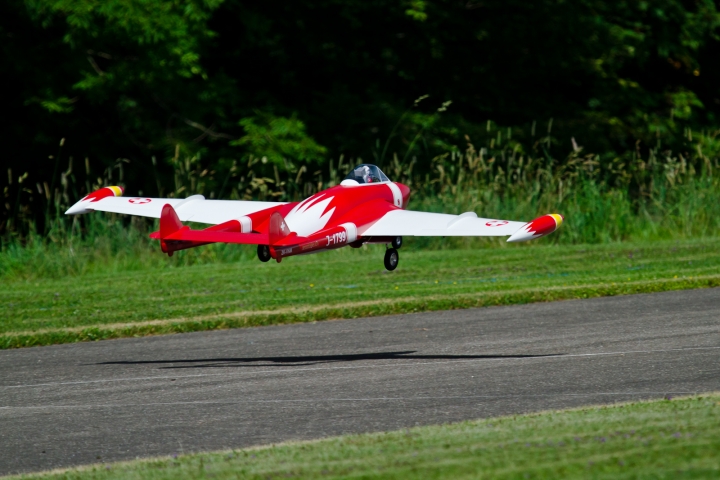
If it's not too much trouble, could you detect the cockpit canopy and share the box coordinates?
[342,164,390,185]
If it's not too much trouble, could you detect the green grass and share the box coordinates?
[9,394,720,479]
[1,237,718,349]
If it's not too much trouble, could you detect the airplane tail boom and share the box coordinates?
[151,204,268,256]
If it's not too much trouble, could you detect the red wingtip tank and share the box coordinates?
[507,214,564,242]
[65,186,124,215]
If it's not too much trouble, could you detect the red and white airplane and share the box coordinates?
[66,164,563,270]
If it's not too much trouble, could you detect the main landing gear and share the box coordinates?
[257,244,271,262]
[384,236,402,271]
[384,248,399,271]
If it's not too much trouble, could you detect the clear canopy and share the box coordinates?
[343,164,390,184]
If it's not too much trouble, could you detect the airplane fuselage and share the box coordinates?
[259,182,410,260]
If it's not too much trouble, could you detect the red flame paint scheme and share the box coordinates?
[150,182,410,259]
[526,215,561,237]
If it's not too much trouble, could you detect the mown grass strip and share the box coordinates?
[3,274,718,349]
[9,393,720,479]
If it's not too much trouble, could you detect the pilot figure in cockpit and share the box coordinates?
[361,165,373,183]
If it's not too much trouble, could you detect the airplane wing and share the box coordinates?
[361,209,563,242]
[65,187,285,225]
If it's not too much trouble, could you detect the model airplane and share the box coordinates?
[66,164,563,270]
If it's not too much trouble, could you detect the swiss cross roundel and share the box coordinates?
[128,198,152,204]
[485,220,509,227]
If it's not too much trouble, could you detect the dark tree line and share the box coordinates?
[3,0,720,205]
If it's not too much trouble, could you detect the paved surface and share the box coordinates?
[1,288,719,475]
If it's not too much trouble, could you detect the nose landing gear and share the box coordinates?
[384,247,399,271]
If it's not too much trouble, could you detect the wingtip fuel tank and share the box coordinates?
[506,213,564,242]
[65,186,124,215]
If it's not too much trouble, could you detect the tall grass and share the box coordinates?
[2,126,720,280]
[408,143,720,247]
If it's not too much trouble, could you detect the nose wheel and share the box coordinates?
[384,248,399,271]
[257,244,271,262]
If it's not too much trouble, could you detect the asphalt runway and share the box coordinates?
[1,288,719,475]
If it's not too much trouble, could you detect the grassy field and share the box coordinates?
[9,394,720,479]
[1,237,718,349]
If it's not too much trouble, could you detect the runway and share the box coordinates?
[1,288,719,475]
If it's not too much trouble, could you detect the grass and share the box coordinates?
[8,393,720,479]
[1,237,718,349]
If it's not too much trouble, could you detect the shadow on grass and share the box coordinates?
[95,350,563,369]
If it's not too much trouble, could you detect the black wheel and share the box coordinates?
[384,248,399,271]
[257,244,271,262]
[391,236,403,249]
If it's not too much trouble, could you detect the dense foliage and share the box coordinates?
[3,0,720,233]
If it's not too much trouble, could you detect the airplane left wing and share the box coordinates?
[65,187,286,225]
[361,209,563,242]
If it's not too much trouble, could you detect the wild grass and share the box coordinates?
[2,124,720,280]
[10,394,720,479]
[2,174,718,280]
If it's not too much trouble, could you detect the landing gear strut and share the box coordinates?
[384,248,399,271]
[391,236,403,249]
[257,244,271,262]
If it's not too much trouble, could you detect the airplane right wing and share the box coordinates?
[361,209,563,242]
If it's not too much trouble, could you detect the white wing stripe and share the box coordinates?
[386,183,403,207]
[237,216,252,233]
[340,222,358,243]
